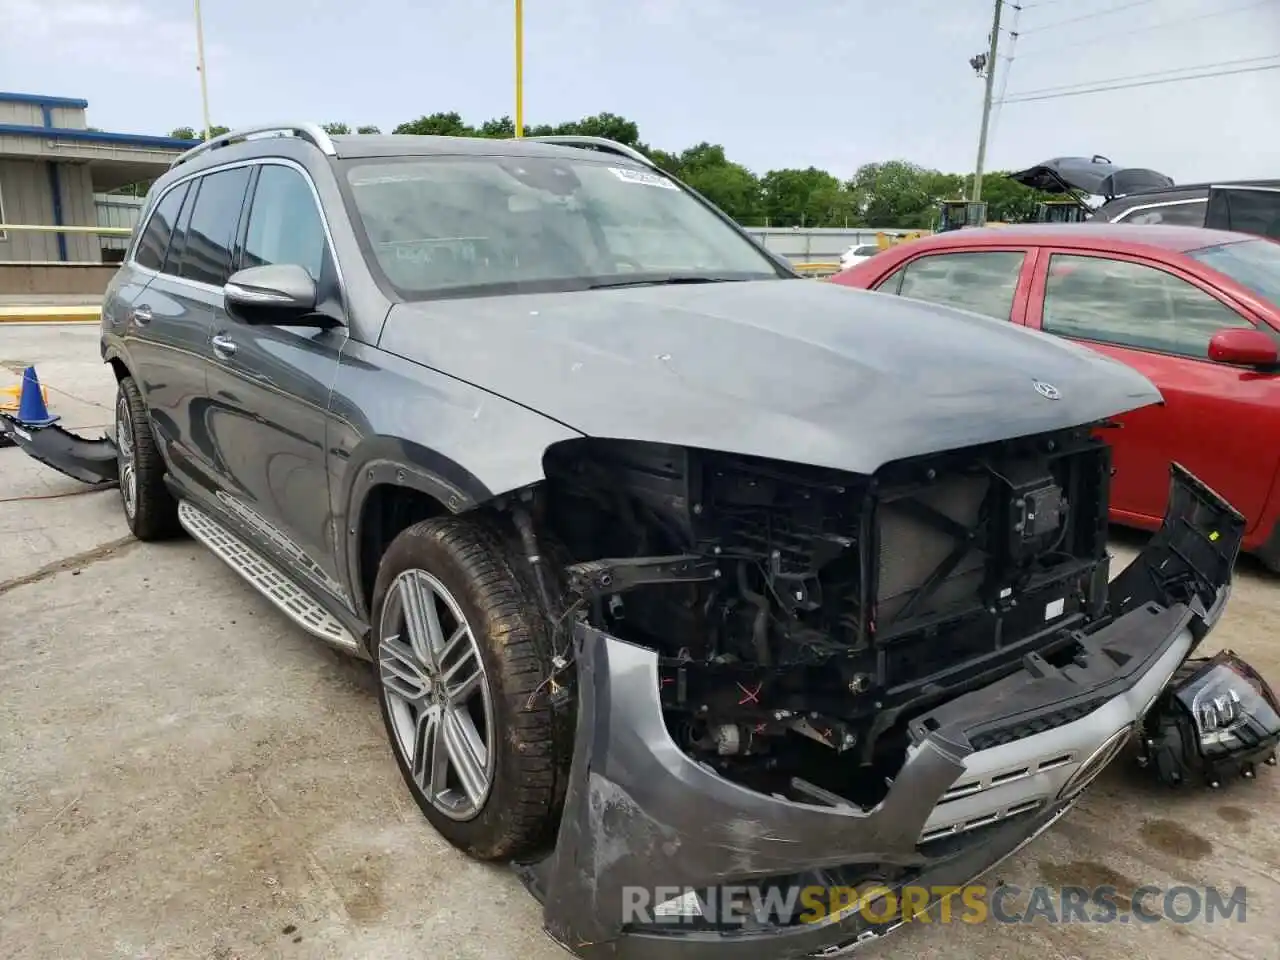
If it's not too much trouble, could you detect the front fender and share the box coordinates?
[327,338,583,616]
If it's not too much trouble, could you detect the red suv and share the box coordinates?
[831,223,1280,571]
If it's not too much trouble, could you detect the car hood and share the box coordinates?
[379,279,1161,475]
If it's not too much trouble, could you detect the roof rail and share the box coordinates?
[169,122,337,168]
[518,135,657,170]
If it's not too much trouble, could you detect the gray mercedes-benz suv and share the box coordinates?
[99,123,1244,959]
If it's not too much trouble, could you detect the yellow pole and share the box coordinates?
[514,0,524,137]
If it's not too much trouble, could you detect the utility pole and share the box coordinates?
[194,0,212,141]
[514,0,524,137]
[970,0,1003,202]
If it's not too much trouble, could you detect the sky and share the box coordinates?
[0,0,1277,184]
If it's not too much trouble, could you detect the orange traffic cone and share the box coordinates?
[15,366,58,427]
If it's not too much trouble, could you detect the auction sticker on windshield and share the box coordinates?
[609,167,679,189]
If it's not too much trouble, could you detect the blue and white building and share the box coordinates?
[0,91,191,266]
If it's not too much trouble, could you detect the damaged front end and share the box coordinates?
[516,432,1245,959]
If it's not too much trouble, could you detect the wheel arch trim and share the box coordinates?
[339,435,504,620]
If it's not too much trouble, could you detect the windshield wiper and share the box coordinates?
[587,275,748,290]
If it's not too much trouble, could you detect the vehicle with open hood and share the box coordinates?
[1008,155,1280,239]
[62,126,1251,958]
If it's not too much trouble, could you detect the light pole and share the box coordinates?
[194,0,213,140]
[514,0,524,137]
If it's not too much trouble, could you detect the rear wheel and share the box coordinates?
[371,516,564,861]
[114,376,182,541]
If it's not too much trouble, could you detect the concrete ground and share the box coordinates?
[1,324,1277,960]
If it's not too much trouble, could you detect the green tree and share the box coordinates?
[552,111,641,145]
[478,116,516,138]
[356,125,382,135]
[847,161,951,229]
[760,167,847,227]
[672,143,763,223]
[321,122,351,135]
[169,124,229,141]
[393,112,473,136]
[976,172,1056,223]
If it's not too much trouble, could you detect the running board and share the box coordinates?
[177,500,361,655]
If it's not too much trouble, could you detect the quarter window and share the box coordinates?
[178,166,252,286]
[1041,254,1253,358]
[133,182,190,272]
[879,251,1026,321]
[242,165,328,280]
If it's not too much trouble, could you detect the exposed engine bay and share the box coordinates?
[524,427,1116,808]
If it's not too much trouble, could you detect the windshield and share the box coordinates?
[343,155,783,298]
[1187,238,1280,312]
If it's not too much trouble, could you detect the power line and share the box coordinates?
[1017,0,1277,54]
[1001,61,1280,104]
[1018,0,1160,34]
[1005,53,1280,98]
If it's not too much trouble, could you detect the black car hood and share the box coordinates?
[1009,156,1174,199]
[379,279,1161,476]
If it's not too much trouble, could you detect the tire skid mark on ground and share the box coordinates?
[0,534,137,598]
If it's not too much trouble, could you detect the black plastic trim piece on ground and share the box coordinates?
[0,413,119,487]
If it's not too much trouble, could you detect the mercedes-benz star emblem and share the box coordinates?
[1033,380,1062,401]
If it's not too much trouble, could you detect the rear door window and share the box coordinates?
[133,182,190,271]
[162,184,196,276]
[1115,200,1207,226]
[1041,254,1254,358]
[880,250,1027,321]
[177,166,252,286]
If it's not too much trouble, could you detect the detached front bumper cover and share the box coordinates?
[519,463,1245,960]
[0,412,119,487]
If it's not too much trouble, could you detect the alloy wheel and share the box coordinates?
[378,568,496,821]
[115,392,137,520]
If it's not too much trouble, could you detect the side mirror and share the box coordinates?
[1207,327,1279,368]
[224,264,329,326]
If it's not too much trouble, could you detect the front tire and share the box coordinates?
[371,516,564,861]
[115,376,182,541]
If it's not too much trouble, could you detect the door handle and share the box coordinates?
[131,304,153,325]
[211,333,238,359]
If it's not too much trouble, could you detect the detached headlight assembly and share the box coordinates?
[1138,651,1280,789]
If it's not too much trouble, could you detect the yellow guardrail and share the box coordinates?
[793,262,841,276]
[1,225,120,324]
[0,224,133,236]
[0,305,101,324]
